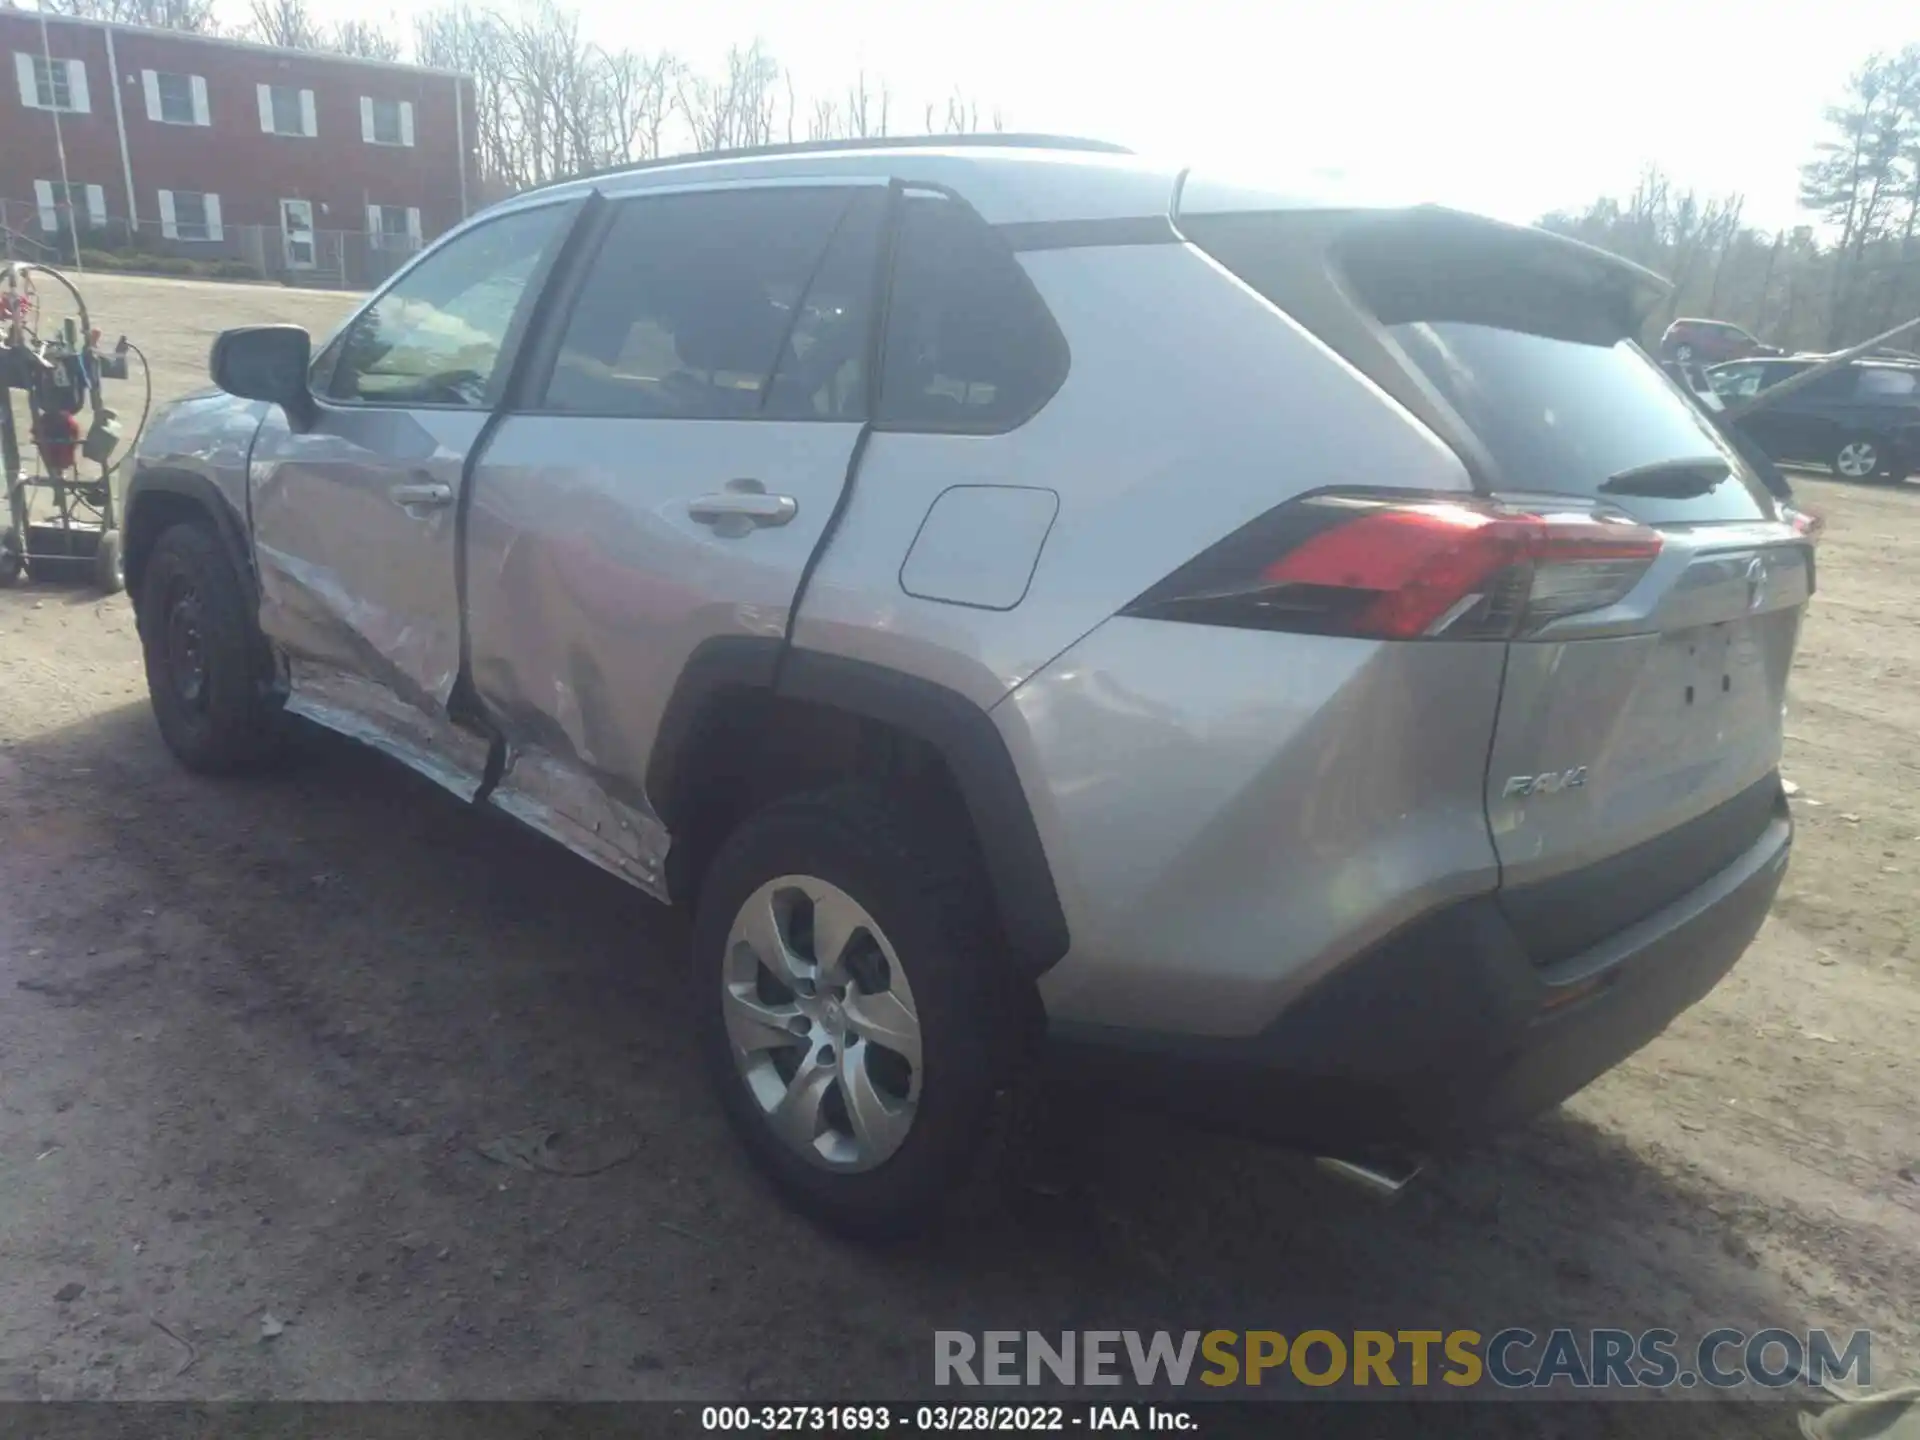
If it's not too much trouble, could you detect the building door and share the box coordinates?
[280,199,316,270]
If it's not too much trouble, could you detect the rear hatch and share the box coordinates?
[1180,192,1810,963]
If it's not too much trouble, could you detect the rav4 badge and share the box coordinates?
[1503,767,1590,799]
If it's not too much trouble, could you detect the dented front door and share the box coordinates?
[248,200,575,797]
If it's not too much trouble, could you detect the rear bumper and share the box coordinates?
[1045,797,1791,1153]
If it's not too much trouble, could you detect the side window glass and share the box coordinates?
[878,194,1068,432]
[1857,367,1918,399]
[1708,365,1757,398]
[542,187,867,420]
[328,204,566,407]
[1801,368,1854,401]
[763,189,886,419]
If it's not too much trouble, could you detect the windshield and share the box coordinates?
[1389,322,1775,525]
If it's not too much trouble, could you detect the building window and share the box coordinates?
[34,181,105,232]
[14,53,88,112]
[360,96,414,146]
[158,189,223,242]
[367,204,420,250]
[143,69,209,126]
[258,83,315,137]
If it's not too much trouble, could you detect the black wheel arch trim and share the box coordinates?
[123,467,257,616]
[648,638,1071,977]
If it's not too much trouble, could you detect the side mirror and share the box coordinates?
[210,325,315,429]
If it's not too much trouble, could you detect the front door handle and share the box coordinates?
[689,479,797,532]
[390,480,453,509]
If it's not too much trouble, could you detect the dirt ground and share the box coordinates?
[1,274,1915,1417]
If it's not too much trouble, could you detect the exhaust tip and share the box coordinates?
[1315,1152,1424,1199]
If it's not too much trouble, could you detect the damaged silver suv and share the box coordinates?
[127,136,1808,1236]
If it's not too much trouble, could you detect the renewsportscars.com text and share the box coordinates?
[933,1328,1872,1391]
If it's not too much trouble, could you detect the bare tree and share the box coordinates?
[675,40,781,151]
[331,19,402,61]
[248,0,320,49]
[412,0,1004,197]
[42,0,217,32]
[925,89,986,135]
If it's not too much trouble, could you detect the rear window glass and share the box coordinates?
[1388,322,1774,525]
[1185,209,1774,525]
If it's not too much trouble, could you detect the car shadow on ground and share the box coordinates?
[0,701,1825,1419]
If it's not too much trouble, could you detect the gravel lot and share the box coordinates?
[1,275,1914,1422]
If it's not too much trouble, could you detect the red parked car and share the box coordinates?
[1659,317,1780,365]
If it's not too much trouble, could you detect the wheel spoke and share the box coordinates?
[722,983,801,1056]
[842,986,920,1069]
[842,1045,914,1161]
[736,890,812,991]
[769,1048,836,1151]
[807,886,866,988]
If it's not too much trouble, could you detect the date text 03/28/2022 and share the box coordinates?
[701,1406,1193,1432]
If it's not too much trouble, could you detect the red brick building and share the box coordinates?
[1,8,475,285]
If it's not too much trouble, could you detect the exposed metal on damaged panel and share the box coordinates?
[283,660,491,802]
[488,745,672,900]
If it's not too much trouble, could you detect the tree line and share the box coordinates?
[1544,46,1920,352]
[38,0,1001,201]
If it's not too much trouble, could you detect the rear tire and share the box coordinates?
[139,520,283,773]
[1833,436,1887,480]
[0,527,21,588]
[694,784,1027,1239]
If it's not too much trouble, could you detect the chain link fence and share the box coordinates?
[3,198,419,291]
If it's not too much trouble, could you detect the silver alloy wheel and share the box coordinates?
[722,875,922,1172]
[1837,441,1879,478]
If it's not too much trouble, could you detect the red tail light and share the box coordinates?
[1123,492,1663,640]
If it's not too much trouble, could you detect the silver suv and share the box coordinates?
[126,136,1807,1236]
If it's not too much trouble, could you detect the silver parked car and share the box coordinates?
[126,136,1808,1236]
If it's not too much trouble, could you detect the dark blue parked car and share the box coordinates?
[1708,356,1920,480]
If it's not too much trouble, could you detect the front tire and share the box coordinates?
[0,527,21,587]
[694,785,1022,1238]
[139,521,282,773]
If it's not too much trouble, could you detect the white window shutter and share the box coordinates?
[158,189,178,240]
[359,96,374,142]
[300,89,316,136]
[190,74,208,125]
[65,59,88,113]
[399,99,415,146]
[34,179,56,231]
[142,69,160,121]
[406,207,421,245]
[257,82,273,132]
[204,194,223,242]
[85,184,105,226]
[366,204,381,234]
[15,53,37,108]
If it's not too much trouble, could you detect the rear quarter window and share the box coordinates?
[877,194,1068,433]
[1856,366,1920,399]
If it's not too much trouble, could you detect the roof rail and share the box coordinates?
[545,133,1133,192]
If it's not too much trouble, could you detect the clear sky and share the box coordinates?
[263,0,1920,229]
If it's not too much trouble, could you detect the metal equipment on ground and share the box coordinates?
[1,262,151,593]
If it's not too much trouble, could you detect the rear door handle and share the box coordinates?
[390,480,453,509]
[689,480,797,530]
